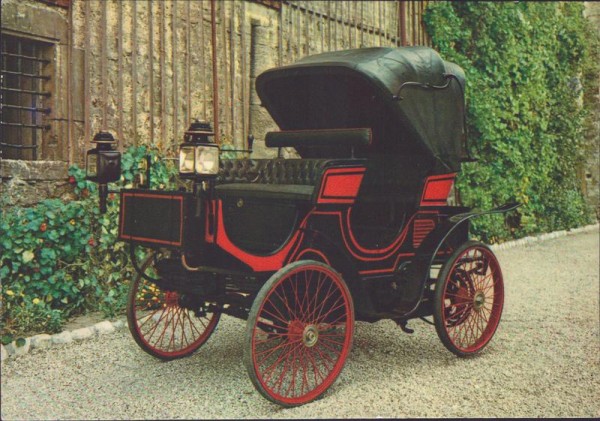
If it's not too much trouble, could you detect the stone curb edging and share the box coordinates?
[489,223,599,251]
[1,319,127,362]
[1,223,598,363]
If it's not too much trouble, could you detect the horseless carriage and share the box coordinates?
[86,47,518,406]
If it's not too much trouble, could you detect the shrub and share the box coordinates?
[0,146,178,339]
[424,2,597,242]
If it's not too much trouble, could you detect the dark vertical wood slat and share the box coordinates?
[412,0,417,46]
[378,1,383,46]
[84,0,90,144]
[220,0,230,138]
[230,1,236,144]
[360,1,364,47]
[160,0,166,148]
[327,0,332,51]
[148,0,155,145]
[277,0,283,66]
[118,0,124,146]
[399,1,407,47]
[241,0,247,142]
[305,1,309,55]
[210,0,220,143]
[334,1,337,50]
[67,0,73,162]
[132,0,138,145]
[173,0,179,147]
[185,0,191,126]
[200,0,207,121]
[101,0,107,130]
[296,1,301,60]
[320,2,324,52]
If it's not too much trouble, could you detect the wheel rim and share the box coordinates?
[250,264,353,405]
[440,246,504,353]
[130,274,219,359]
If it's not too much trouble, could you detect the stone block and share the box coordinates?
[71,327,95,341]
[30,334,53,349]
[1,344,8,361]
[51,331,73,344]
[5,338,31,356]
[94,321,116,335]
[112,320,125,330]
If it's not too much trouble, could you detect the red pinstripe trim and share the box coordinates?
[119,192,184,246]
[294,248,331,266]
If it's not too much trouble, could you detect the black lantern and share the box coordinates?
[86,131,121,213]
[179,120,219,178]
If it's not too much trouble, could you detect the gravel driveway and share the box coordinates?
[2,228,599,419]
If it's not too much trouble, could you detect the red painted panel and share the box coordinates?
[420,173,456,206]
[317,167,365,204]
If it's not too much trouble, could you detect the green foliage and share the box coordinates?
[424,2,597,241]
[0,146,178,338]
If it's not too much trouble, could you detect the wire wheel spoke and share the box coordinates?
[246,261,354,406]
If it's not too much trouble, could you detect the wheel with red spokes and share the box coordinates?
[434,241,504,357]
[127,253,220,360]
[244,261,354,406]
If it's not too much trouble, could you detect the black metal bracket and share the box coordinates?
[393,73,457,101]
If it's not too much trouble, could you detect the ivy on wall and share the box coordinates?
[424,1,598,242]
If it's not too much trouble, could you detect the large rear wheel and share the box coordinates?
[434,241,504,357]
[126,253,220,360]
[244,261,354,406]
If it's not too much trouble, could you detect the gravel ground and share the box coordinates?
[1,229,599,419]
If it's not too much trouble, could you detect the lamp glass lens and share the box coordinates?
[195,146,219,175]
[86,153,98,177]
[179,146,196,173]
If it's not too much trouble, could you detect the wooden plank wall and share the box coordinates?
[68,0,429,163]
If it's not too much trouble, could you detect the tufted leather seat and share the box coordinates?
[217,159,329,186]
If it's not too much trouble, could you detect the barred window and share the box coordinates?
[1,35,52,160]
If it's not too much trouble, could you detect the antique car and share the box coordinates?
[86,46,518,406]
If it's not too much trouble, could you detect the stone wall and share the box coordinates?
[0,160,74,207]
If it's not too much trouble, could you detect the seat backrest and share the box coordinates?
[218,159,329,186]
[265,128,372,149]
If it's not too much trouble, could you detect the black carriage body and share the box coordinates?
[119,47,475,322]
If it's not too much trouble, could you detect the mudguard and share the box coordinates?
[397,202,521,318]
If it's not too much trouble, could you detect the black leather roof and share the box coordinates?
[256,47,466,172]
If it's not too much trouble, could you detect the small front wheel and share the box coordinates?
[434,241,504,357]
[127,253,220,360]
[244,261,354,406]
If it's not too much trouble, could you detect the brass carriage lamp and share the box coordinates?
[86,131,121,213]
[179,120,219,178]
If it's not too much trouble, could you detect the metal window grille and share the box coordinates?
[1,35,52,160]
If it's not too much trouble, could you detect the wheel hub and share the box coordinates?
[165,291,179,307]
[473,291,486,310]
[302,324,319,347]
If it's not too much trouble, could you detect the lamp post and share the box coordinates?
[86,131,121,213]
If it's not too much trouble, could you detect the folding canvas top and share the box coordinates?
[256,47,467,172]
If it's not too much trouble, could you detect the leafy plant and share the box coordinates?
[0,146,178,337]
[424,2,597,241]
